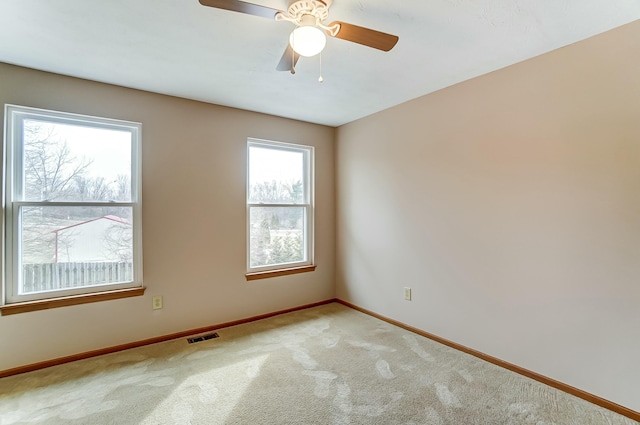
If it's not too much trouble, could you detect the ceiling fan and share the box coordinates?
[198,0,399,74]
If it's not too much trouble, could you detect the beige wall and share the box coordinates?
[0,63,335,371]
[336,21,640,411]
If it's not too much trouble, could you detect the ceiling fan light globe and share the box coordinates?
[289,26,326,57]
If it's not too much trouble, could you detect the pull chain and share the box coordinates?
[291,31,296,74]
[318,52,324,83]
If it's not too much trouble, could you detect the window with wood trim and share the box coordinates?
[247,139,314,274]
[3,105,142,305]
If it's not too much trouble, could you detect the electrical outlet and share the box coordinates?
[152,296,163,310]
[403,287,412,301]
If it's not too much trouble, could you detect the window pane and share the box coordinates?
[248,146,305,204]
[22,120,132,202]
[20,206,133,294]
[249,206,305,268]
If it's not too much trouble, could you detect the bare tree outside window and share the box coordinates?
[102,221,133,262]
[23,121,93,202]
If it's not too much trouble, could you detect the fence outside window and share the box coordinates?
[22,262,133,293]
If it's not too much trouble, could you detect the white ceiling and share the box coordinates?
[0,1,638,126]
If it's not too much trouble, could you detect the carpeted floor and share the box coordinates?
[0,303,637,424]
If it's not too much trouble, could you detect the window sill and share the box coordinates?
[246,265,316,281]
[0,287,146,316]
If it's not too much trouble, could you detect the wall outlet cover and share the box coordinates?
[152,296,163,310]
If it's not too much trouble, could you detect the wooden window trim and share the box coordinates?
[0,287,146,316]
[245,265,316,281]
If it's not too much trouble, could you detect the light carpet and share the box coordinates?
[0,303,637,424]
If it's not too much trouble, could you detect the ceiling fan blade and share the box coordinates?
[198,0,281,19]
[276,45,300,72]
[328,21,399,52]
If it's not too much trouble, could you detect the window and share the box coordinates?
[3,105,142,307]
[247,139,314,277]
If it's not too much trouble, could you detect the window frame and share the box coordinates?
[246,138,314,276]
[2,104,143,306]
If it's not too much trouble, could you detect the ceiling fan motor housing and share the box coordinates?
[287,0,330,23]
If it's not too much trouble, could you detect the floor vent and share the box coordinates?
[187,332,219,344]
